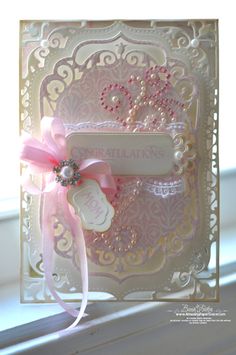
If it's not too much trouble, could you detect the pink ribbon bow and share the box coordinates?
[20,116,116,329]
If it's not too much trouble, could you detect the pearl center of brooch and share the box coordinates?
[53,159,81,186]
[60,166,74,179]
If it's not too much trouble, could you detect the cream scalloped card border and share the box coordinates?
[20,20,219,303]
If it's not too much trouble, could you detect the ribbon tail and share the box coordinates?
[58,189,89,329]
[66,212,88,330]
[41,189,88,325]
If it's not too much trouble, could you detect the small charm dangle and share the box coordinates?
[53,159,81,186]
[67,179,115,232]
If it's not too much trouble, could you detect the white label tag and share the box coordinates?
[67,179,114,232]
[67,132,174,176]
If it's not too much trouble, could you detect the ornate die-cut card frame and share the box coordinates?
[20,20,219,303]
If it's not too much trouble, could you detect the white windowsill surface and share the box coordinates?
[0,283,64,333]
[0,197,19,221]
[0,224,235,355]
[1,271,236,355]
[0,223,235,333]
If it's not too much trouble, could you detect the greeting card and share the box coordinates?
[20,20,219,325]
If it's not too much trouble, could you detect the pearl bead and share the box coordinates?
[191,38,199,48]
[40,39,49,48]
[136,76,141,81]
[151,73,156,79]
[141,80,145,86]
[111,95,119,103]
[175,151,183,161]
[60,166,74,179]
[149,100,154,106]
[129,109,135,116]
[126,117,134,123]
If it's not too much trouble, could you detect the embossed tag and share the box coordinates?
[67,179,114,232]
[67,132,174,176]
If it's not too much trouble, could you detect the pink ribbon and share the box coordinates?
[20,116,116,329]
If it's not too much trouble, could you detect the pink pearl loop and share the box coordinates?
[99,66,186,128]
[100,83,133,117]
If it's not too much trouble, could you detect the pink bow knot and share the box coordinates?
[20,116,116,330]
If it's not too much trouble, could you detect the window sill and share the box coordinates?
[0,282,64,333]
[1,274,236,355]
[0,197,19,221]
[1,225,236,355]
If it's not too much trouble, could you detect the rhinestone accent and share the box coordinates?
[53,159,81,186]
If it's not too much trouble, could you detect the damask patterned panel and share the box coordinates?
[20,20,219,302]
